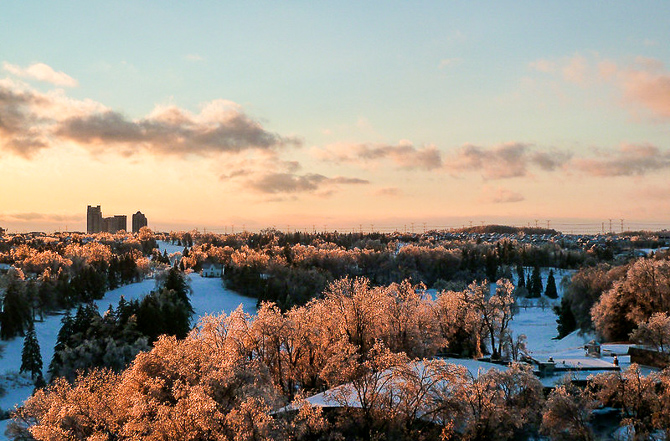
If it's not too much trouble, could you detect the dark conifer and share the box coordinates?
[529,266,543,298]
[516,264,525,288]
[545,269,558,299]
[0,277,32,339]
[554,297,577,338]
[20,322,42,379]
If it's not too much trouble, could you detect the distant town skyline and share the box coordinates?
[1,2,670,233]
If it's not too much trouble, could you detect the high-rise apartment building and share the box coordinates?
[132,211,148,233]
[103,215,127,233]
[87,206,132,234]
[87,205,103,234]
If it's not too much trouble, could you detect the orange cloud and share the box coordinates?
[531,54,670,121]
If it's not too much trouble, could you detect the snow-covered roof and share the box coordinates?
[281,358,508,411]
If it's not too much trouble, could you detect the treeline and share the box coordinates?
[9,276,670,440]
[0,229,162,341]
[170,230,587,309]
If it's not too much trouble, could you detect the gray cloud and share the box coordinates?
[573,144,670,176]
[56,106,301,156]
[316,141,442,170]
[0,84,51,156]
[248,173,369,194]
[0,80,301,158]
[446,142,571,179]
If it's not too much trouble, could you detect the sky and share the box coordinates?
[1,2,670,234]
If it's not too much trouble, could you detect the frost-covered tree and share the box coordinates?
[589,364,660,440]
[463,279,516,359]
[434,287,485,357]
[592,258,670,341]
[541,380,596,441]
[458,364,544,440]
[564,263,626,332]
[629,312,670,353]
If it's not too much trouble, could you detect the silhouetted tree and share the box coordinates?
[1,275,32,339]
[20,322,42,379]
[516,264,525,288]
[528,266,543,298]
[554,297,577,339]
[545,269,558,299]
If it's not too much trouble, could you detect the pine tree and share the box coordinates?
[554,297,577,339]
[516,264,525,288]
[529,266,543,298]
[20,322,42,379]
[1,277,32,339]
[545,269,558,299]
[49,310,74,378]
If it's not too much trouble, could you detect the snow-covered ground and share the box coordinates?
[0,265,256,439]
[157,240,188,256]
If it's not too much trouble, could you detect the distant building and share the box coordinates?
[87,206,128,234]
[201,262,224,278]
[0,226,5,236]
[132,211,148,233]
[102,215,127,234]
[87,205,103,234]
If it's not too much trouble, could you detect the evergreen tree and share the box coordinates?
[516,264,525,288]
[49,310,74,378]
[1,276,32,339]
[20,322,42,379]
[545,269,558,299]
[162,266,192,306]
[485,252,498,282]
[529,266,543,298]
[554,297,577,339]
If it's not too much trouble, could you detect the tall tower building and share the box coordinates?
[132,211,148,233]
[87,205,103,234]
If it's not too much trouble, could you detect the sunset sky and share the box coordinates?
[1,2,670,233]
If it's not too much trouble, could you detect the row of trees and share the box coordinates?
[0,237,160,341]
[7,272,532,440]
[8,270,670,439]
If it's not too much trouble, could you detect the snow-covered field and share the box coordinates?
[0,266,257,439]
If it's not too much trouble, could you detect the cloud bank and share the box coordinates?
[0,69,301,158]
